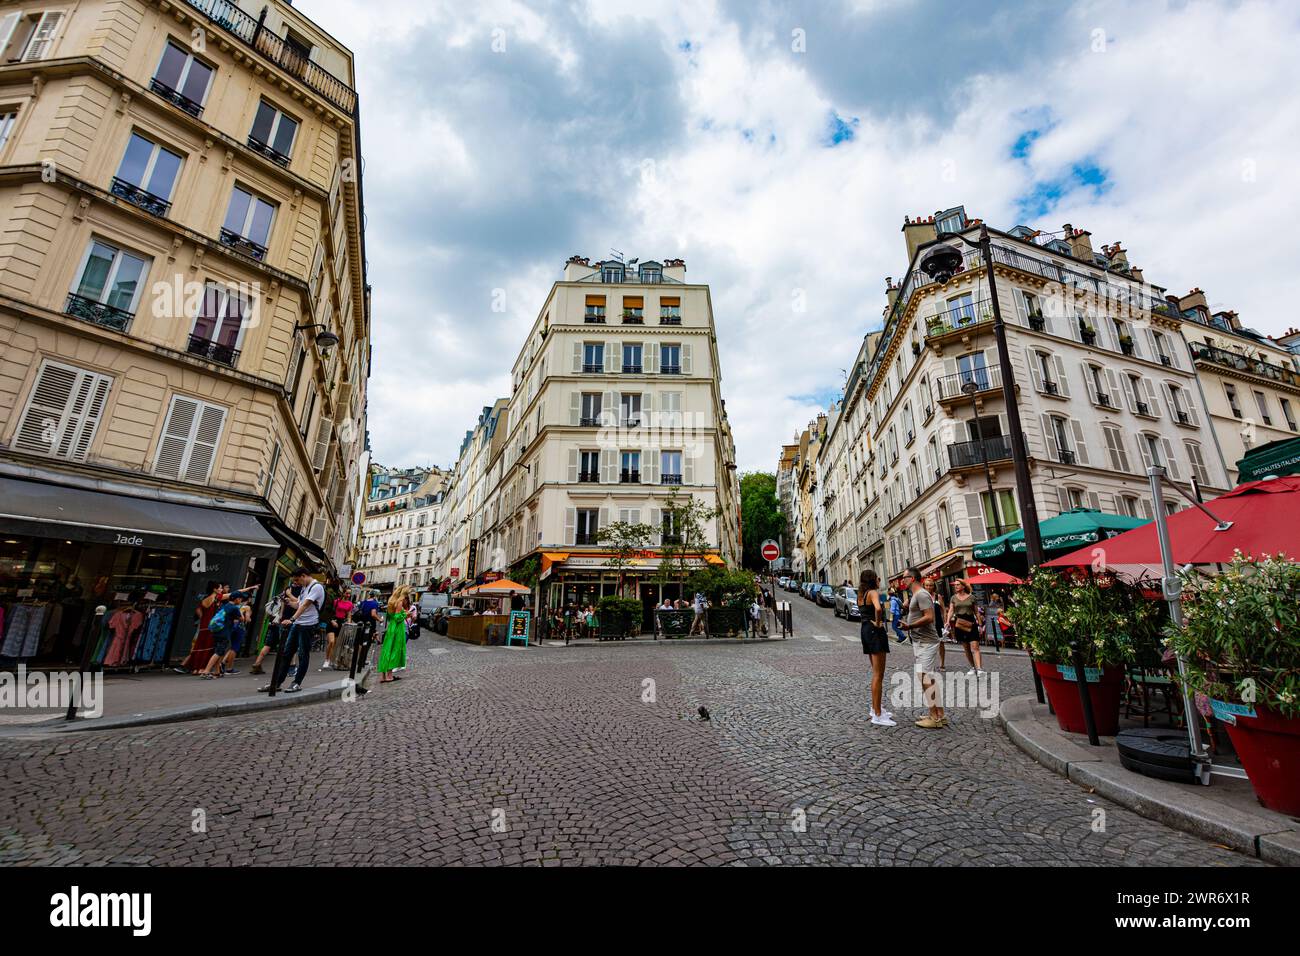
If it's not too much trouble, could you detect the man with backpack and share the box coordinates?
[198,589,250,679]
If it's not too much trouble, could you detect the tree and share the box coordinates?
[654,487,720,586]
[596,520,655,595]
[739,471,785,570]
[512,556,540,589]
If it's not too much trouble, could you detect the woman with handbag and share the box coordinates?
[377,586,410,683]
[859,569,894,727]
[945,578,984,675]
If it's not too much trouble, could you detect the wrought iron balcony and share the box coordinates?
[247,134,291,167]
[948,434,1013,469]
[575,533,598,545]
[584,313,606,323]
[1135,400,1154,417]
[622,364,643,374]
[620,470,640,484]
[186,333,240,367]
[1058,449,1077,466]
[176,0,357,115]
[660,473,683,484]
[621,313,644,324]
[219,228,268,261]
[578,416,600,427]
[934,365,1002,401]
[577,471,599,483]
[1096,391,1118,410]
[1191,343,1300,387]
[65,293,133,332]
[149,77,203,117]
[660,364,682,375]
[1042,379,1060,396]
[110,177,171,217]
[659,315,682,324]
[925,297,993,339]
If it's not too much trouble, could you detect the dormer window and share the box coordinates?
[935,207,966,234]
[638,261,662,283]
[600,261,625,283]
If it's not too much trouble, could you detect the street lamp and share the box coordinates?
[920,225,1048,706]
[961,379,1002,537]
[296,323,340,356]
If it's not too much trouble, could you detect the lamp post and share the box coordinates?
[961,379,1003,537]
[919,225,1046,704]
[295,323,340,356]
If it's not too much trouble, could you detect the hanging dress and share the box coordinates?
[377,609,407,674]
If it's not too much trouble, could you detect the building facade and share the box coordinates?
[851,207,1232,589]
[0,0,369,665]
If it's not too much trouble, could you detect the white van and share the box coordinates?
[418,591,448,625]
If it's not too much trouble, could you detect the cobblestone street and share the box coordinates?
[0,598,1263,866]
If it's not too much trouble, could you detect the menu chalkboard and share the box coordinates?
[507,610,530,646]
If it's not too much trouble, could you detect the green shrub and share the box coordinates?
[1007,570,1159,668]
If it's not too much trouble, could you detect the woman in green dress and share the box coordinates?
[378,586,410,682]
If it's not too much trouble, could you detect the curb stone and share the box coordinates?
[998,693,1298,865]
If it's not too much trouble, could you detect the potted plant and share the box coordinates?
[1008,571,1157,735]
[1028,309,1046,332]
[926,316,946,337]
[1166,554,1300,815]
[1118,333,1134,355]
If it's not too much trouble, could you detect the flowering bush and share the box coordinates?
[1007,569,1160,667]
[1165,553,1300,717]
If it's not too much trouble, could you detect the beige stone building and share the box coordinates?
[0,0,368,665]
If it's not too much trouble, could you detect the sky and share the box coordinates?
[299,0,1300,474]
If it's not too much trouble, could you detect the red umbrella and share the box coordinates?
[1045,475,1300,569]
[965,564,1024,586]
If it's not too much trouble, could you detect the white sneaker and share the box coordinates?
[321,661,334,670]
[871,714,898,727]
[284,683,301,693]
[966,668,977,676]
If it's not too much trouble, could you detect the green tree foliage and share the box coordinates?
[739,471,784,570]
[596,519,655,595]
[654,488,719,585]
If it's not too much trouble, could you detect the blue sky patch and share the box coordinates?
[1016,159,1112,218]
[825,110,858,146]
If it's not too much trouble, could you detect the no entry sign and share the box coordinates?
[761,540,781,562]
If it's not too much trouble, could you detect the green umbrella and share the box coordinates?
[971,508,1151,575]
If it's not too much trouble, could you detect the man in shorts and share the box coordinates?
[899,568,946,729]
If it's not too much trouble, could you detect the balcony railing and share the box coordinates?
[621,313,644,324]
[246,135,291,167]
[578,416,600,427]
[1192,343,1300,387]
[925,297,993,339]
[660,315,682,324]
[109,177,172,218]
[1095,391,1118,410]
[622,364,643,374]
[219,228,268,261]
[148,77,204,117]
[65,293,133,332]
[934,365,1002,401]
[177,0,357,115]
[584,313,606,323]
[620,470,640,483]
[660,473,683,484]
[582,363,604,373]
[660,364,682,375]
[577,471,599,483]
[575,533,598,545]
[186,333,240,367]
[948,434,1013,469]
[1058,449,1077,466]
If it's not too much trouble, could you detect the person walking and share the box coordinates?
[690,591,707,635]
[888,586,907,643]
[251,581,298,676]
[322,590,354,670]
[198,589,250,679]
[179,582,225,674]
[898,568,945,729]
[984,591,1005,652]
[260,567,324,694]
[377,586,410,683]
[859,569,894,727]
[353,591,382,669]
[946,578,984,674]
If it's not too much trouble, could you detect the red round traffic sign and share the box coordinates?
[761,542,780,561]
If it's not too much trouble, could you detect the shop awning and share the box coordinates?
[1235,436,1300,482]
[540,551,569,575]
[261,516,329,572]
[0,476,278,556]
[703,553,725,566]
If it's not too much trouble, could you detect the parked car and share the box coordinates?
[431,606,471,635]
[816,584,836,607]
[418,590,448,626]
[802,581,817,600]
[785,578,800,592]
[834,586,861,619]
[777,576,790,590]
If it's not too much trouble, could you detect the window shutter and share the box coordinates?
[0,13,21,54]
[683,451,695,485]
[154,397,198,479]
[1140,377,1161,417]
[1057,487,1072,515]
[14,361,111,461]
[1052,355,1071,397]
[649,507,662,545]
[646,342,659,373]
[601,448,616,484]
[310,509,328,544]
[1069,419,1090,466]
[605,341,618,373]
[1161,437,1181,480]
[1106,369,1124,407]
[21,11,63,61]
[1161,382,1178,419]
[640,391,653,427]
[572,342,582,373]
[644,446,659,484]
[962,493,985,543]
[1141,328,1158,361]
[1136,434,1154,472]
[627,508,641,525]
[1024,348,1043,393]
[598,507,610,534]
[681,342,693,374]
[1039,413,1059,461]
[601,389,616,426]
[1012,290,1027,325]
[185,402,226,482]
[1104,427,1130,473]
[1088,491,1101,511]
[311,418,333,471]
[569,392,580,425]
[1082,362,1098,404]
[567,448,579,482]
[1139,498,1154,519]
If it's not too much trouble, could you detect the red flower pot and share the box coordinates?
[1223,707,1300,816]
[1035,660,1125,736]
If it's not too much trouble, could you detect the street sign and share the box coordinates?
[351,571,366,585]
[761,540,781,562]
[450,568,459,578]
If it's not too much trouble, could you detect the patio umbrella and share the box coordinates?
[965,564,1023,586]
[1045,475,1300,572]
[462,578,531,596]
[971,508,1150,575]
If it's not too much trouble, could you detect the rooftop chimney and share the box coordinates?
[885,276,900,310]
[902,214,938,266]
[1064,225,1094,261]
[1178,288,1209,313]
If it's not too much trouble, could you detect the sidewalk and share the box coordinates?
[0,658,370,735]
[999,694,1299,865]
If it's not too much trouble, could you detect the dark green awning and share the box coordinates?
[1236,437,1300,483]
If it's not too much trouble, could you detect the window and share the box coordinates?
[661,510,682,544]
[981,490,1019,533]
[1117,495,1139,518]
[947,292,976,326]
[154,395,227,483]
[600,262,624,283]
[1087,365,1113,407]
[1282,398,1297,432]
[575,508,600,545]
[619,392,641,426]
[248,100,299,166]
[660,450,683,483]
[578,450,599,482]
[1224,383,1242,419]
[1,10,63,62]
[620,450,640,483]
[659,391,683,427]
[68,239,150,327]
[151,39,214,115]
[1152,330,1173,366]
[13,360,112,461]
[0,110,16,153]
[188,284,252,366]
[1052,416,1072,463]
[582,342,604,373]
[622,342,642,373]
[580,392,602,426]
[1036,351,1058,394]
[660,343,681,374]
[113,132,183,214]
[957,351,989,390]
[1067,487,1086,510]
[222,186,276,258]
[621,296,644,322]
[584,295,606,322]
[1185,441,1211,485]
[1253,390,1272,426]
[659,296,681,323]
